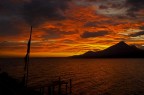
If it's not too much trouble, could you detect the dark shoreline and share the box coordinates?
[0,72,40,95]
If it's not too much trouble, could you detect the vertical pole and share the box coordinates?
[26,59,29,87]
[70,79,72,95]
[26,26,32,87]
[24,26,33,87]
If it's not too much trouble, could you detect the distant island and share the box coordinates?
[72,41,144,58]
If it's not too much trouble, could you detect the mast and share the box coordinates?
[24,26,32,87]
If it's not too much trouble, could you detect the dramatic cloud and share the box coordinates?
[0,0,144,57]
[0,0,21,15]
[0,0,26,37]
[84,21,99,27]
[126,0,144,17]
[41,28,76,40]
[139,26,144,30]
[0,16,27,37]
[0,0,71,26]
[126,0,144,10]
[81,31,109,38]
[0,0,71,39]
[129,31,144,37]
[22,0,71,26]
[99,5,108,10]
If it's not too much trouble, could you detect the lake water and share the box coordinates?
[0,58,144,95]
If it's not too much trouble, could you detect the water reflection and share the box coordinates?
[1,58,144,95]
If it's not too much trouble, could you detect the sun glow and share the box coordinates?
[0,0,144,57]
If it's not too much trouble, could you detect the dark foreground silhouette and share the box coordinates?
[0,72,40,95]
[0,72,72,95]
[72,41,144,58]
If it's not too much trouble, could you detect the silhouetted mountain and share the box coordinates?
[72,41,144,58]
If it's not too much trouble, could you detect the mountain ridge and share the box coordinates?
[72,41,144,58]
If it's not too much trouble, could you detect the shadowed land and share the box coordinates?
[72,41,144,58]
[0,72,40,95]
[0,72,72,95]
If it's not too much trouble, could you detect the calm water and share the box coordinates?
[1,58,144,95]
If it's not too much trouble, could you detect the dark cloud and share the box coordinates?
[99,5,108,10]
[0,0,26,36]
[0,41,24,47]
[0,0,71,37]
[126,0,144,17]
[126,0,144,9]
[22,0,71,26]
[0,0,21,15]
[63,39,75,44]
[0,41,26,52]
[0,0,71,27]
[84,21,108,28]
[84,20,123,28]
[84,21,98,27]
[129,31,144,37]
[139,26,144,30]
[41,28,61,39]
[81,30,109,38]
[41,28,76,40]
[110,2,126,10]
[0,17,25,36]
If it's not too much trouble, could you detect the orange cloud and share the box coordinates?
[1,1,144,57]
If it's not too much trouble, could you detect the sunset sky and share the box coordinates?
[0,0,144,57]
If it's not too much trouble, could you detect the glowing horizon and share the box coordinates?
[0,0,144,57]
